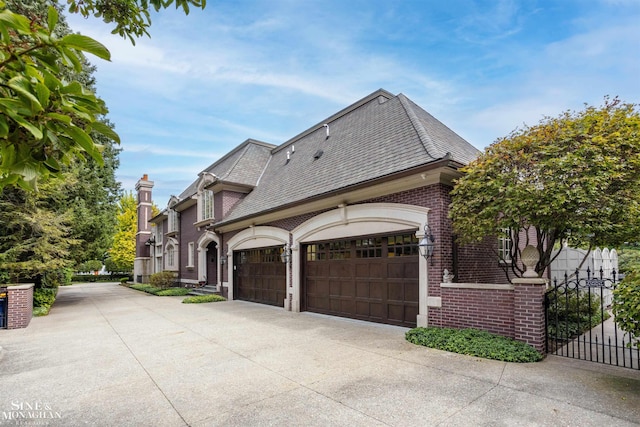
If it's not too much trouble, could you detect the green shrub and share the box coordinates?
[119,277,129,284]
[156,288,190,296]
[33,288,57,308]
[129,284,162,294]
[128,284,189,296]
[33,306,51,317]
[546,288,610,339]
[182,294,226,304]
[149,271,177,289]
[71,274,131,283]
[612,271,640,347]
[405,327,543,363]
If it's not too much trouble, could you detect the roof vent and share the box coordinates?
[313,149,324,160]
[323,124,329,139]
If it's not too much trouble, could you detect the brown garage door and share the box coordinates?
[303,232,419,327]
[234,246,286,307]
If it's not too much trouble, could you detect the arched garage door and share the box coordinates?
[303,232,419,327]
[234,246,286,307]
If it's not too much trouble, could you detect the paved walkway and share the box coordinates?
[1,283,639,426]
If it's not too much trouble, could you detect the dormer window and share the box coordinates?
[196,172,217,223]
[168,209,178,233]
[201,189,214,221]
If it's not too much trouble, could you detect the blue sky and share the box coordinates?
[65,0,640,206]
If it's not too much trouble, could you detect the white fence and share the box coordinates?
[550,246,618,306]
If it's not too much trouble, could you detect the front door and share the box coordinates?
[206,241,217,286]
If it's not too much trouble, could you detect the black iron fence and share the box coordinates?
[545,268,639,370]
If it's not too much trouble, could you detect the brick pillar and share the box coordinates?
[512,277,547,353]
[7,284,34,329]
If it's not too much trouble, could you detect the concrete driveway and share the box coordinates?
[1,282,639,426]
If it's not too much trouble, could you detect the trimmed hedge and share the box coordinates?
[127,284,189,296]
[72,274,132,283]
[182,294,226,304]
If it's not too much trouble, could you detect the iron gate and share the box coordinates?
[0,287,7,329]
[545,268,638,369]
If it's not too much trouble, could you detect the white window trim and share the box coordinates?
[164,238,179,271]
[187,242,195,268]
[498,228,513,264]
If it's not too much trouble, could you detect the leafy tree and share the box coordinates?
[612,271,640,346]
[108,192,136,273]
[450,98,640,279]
[67,0,206,43]
[0,0,204,190]
[618,244,640,274]
[0,2,118,190]
[3,0,122,266]
[0,176,78,284]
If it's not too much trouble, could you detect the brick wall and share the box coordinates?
[7,284,33,329]
[438,286,515,338]
[179,205,198,282]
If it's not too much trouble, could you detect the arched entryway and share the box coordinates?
[206,241,218,286]
[197,231,221,289]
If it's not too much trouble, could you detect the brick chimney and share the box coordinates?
[134,174,154,283]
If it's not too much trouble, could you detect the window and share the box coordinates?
[498,229,512,263]
[166,243,176,269]
[168,209,178,233]
[355,237,382,258]
[387,233,418,258]
[201,189,214,221]
[187,242,195,268]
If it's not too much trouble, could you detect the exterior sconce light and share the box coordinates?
[220,255,227,265]
[418,224,436,265]
[145,237,156,246]
[280,244,291,264]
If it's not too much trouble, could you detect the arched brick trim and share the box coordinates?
[226,226,290,301]
[197,231,220,285]
[290,203,432,326]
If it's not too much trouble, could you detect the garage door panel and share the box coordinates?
[387,263,406,279]
[340,281,355,297]
[234,247,286,307]
[387,282,405,302]
[355,262,382,278]
[404,282,419,301]
[387,304,405,323]
[330,262,351,278]
[303,232,418,328]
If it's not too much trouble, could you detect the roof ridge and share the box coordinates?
[397,94,440,161]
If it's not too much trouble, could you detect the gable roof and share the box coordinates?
[174,139,275,202]
[218,89,480,225]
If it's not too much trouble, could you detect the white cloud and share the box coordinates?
[124,144,223,159]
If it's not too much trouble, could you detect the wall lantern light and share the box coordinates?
[418,224,436,265]
[280,244,291,264]
[220,255,227,265]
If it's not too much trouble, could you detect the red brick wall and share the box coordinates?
[7,285,33,329]
[179,205,198,282]
[438,286,515,338]
[513,281,547,352]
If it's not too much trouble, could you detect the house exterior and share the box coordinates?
[135,89,512,330]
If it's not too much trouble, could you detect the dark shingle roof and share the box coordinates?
[175,139,274,201]
[220,90,480,224]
